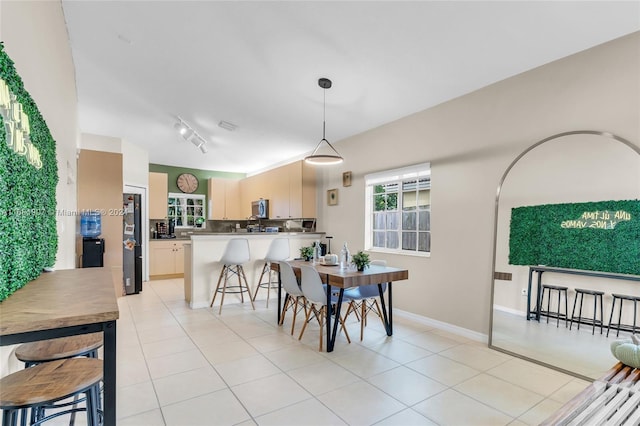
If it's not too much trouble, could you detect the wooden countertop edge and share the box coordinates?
[0,268,120,337]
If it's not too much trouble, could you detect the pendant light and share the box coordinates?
[304,78,344,165]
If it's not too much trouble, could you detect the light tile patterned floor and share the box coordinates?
[111,279,590,425]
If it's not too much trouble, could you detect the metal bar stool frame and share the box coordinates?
[14,333,104,426]
[0,358,102,426]
[606,293,640,338]
[539,284,569,327]
[569,288,605,335]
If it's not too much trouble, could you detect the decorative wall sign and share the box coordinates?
[560,210,631,230]
[0,78,42,169]
[509,199,640,275]
[327,188,338,206]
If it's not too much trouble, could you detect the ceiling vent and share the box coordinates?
[218,121,237,131]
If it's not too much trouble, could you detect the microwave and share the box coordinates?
[251,199,269,219]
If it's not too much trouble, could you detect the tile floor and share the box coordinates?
[492,309,617,379]
[110,279,590,425]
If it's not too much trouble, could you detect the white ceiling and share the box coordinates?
[62,1,640,174]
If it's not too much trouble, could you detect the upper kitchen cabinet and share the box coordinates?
[149,172,168,219]
[240,161,316,219]
[208,178,241,220]
[267,165,291,219]
[289,161,317,218]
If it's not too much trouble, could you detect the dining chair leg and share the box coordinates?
[339,314,351,344]
[291,296,301,335]
[210,266,227,307]
[298,304,314,341]
[373,299,385,326]
[360,299,366,341]
[319,306,326,352]
[279,294,291,326]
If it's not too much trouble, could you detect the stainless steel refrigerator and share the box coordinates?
[123,193,142,295]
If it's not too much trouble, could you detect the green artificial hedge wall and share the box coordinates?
[0,43,59,302]
[509,199,640,275]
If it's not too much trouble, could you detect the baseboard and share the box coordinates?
[493,305,527,317]
[393,308,488,343]
[150,273,184,280]
[190,301,210,309]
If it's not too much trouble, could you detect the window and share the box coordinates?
[365,163,430,256]
[168,193,206,228]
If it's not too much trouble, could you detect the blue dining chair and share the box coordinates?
[343,260,388,340]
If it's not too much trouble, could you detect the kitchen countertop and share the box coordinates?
[152,231,325,241]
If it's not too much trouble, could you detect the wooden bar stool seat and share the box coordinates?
[0,358,102,426]
[15,333,103,366]
[14,334,103,425]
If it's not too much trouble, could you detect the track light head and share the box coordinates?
[174,117,209,154]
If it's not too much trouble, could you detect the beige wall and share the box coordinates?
[494,134,640,314]
[77,149,123,277]
[0,0,79,270]
[316,32,640,338]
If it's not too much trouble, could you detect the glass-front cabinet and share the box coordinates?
[168,193,205,228]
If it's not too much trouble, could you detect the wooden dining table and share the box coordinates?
[0,268,119,425]
[271,260,409,352]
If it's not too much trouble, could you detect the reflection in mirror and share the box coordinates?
[490,131,640,380]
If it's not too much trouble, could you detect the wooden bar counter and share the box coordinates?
[0,268,119,425]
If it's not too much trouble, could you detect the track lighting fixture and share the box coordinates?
[174,117,208,154]
[304,78,344,166]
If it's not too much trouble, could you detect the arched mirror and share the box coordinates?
[489,131,640,380]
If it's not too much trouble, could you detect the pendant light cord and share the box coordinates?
[322,88,327,141]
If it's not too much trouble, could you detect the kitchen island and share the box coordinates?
[185,233,324,308]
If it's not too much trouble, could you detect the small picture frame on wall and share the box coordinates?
[342,171,352,187]
[327,188,338,206]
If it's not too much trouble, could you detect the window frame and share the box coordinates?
[168,192,206,228]
[364,163,431,257]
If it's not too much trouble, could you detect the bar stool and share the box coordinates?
[0,358,102,426]
[210,238,255,314]
[15,333,103,367]
[14,334,103,425]
[539,284,569,327]
[569,288,605,335]
[607,293,640,337]
[252,238,290,308]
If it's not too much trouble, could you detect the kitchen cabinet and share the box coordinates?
[150,240,185,279]
[208,178,241,219]
[149,172,168,219]
[239,174,267,218]
[241,161,316,219]
[288,161,317,218]
[268,166,290,219]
